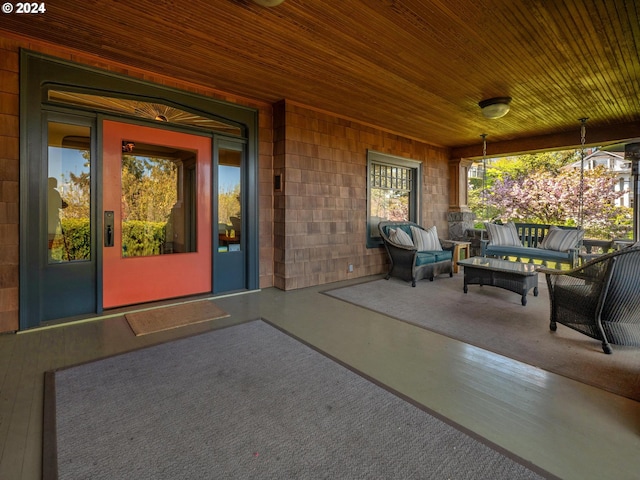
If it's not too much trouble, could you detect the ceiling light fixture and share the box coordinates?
[478,97,512,119]
[252,0,286,6]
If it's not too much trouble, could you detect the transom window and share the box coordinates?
[47,90,242,136]
[366,151,422,247]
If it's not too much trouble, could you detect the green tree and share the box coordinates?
[489,151,579,183]
[121,154,177,222]
[60,149,91,220]
[471,149,631,238]
[488,166,628,238]
[218,184,241,225]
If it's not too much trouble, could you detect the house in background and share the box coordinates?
[565,150,633,207]
[0,1,638,333]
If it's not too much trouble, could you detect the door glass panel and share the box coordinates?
[218,148,242,252]
[121,142,197,257]
[47,122,91,263]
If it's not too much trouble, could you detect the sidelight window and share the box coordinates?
[47,122,91,263]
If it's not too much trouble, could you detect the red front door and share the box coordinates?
[102,120,212,308]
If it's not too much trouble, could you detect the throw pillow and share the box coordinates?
[485,222,521,246]
[540,226,584,252]
[389,227,414,247]
[410,225,442,251]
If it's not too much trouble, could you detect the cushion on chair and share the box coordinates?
[415,252,436,265]
[485,222,521,246]
[389,227,414,246]
[415,250,453,266]
[540,226,584,252]
[410,225,442,251]
[432,250,452,262]
[484,244,571,261]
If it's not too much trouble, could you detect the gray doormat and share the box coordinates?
[43,320,553,479]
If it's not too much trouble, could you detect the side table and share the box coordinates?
[448,240,471,274]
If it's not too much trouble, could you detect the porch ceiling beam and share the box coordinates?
[450,121,640,160]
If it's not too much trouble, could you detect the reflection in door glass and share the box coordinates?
[47,122,91,263]
[218,148,242,252]
[121,142,197,257]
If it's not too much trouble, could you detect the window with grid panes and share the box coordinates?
[366,151,421,247]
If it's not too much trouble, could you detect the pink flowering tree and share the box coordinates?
[487,166,631,237]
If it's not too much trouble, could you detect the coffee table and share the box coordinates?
[457,257,539,306]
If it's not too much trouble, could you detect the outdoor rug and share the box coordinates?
[124,299,229,335]
[43,320,553,479]
[325,276,640,402]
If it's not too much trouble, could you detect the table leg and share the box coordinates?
[452,243,471,274]
[453,245,461,274]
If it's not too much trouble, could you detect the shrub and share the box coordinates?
[54,218,168,260]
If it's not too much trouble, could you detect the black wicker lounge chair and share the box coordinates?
[540,244,640,354]
[378,221,454,286]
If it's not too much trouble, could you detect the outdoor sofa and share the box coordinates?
[378,221,453,286]
[481,222,584,268]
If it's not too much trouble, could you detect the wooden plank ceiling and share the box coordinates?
[1,0,638,154]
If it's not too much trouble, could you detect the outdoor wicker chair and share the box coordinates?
[378,221,454,286]
[540,243,640,354]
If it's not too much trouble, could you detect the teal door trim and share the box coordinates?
[19,50,259,329]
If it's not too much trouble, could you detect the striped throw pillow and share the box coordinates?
[389,227,414,247]
[410,225,442,251]
[540,227,584,252]
[485,222,521,246]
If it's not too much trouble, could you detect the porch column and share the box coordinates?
[448,158,476,241]
[448,158,474,212]
[626,143,640,241]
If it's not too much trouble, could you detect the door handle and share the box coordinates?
[104,211,114,247]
